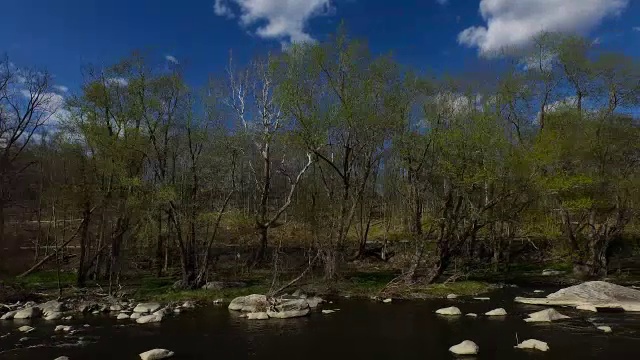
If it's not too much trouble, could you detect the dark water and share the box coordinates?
[2,289,640,359]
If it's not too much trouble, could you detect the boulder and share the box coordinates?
[228,294,268,312]
[515,281,640,312]
[267,299,310,319]
[524,308,570,323]
[14,307,40,319]
[474,297,490,301]
[17,325,34,333]
[465,313,478,318]
[1,310,17,320]
[182,301,195,309]
[77,302,96,313]
[136,313,163,324]
[449,340,479,355]
[576,304,598,312]
[139,349,174,360]
[382,298,393,303]
[117,313,130,320]
[485,308,507,316]
[306,296,323,308]
[130,312,142,320]
[515,339,549,352]
[435,306,461,316]
[37,300,65,317]
[109,305,122,312]
[44,312,63,320]
[133,303,162,314]
[446,294,458,299]
[322,309,338,314]
[55,325,72,332]
[54,357,70,360]
[533,290,545,293]
[597,325,612,333]
[246,312,269,320]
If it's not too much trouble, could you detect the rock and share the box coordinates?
[17,325,34,333]
[306,296,323,308]
[542,269,565,276]
[201,281,247,290]
[130,312,142,320]
[37,300,65,317]
[435,306,462,316]
[524,308,570,322]
[173,308,181,314]
[139,348,174,360]
[55,325,72,332]
[267,299,310,319]
[576,304,598,312]
[534,290,545,293]
[322,309,338,314]
[228,294,268,312]
[54,357,70,360]
[62,316,73,320]
[91,310,100,315]
[474,297,490,301]
[0,310,17,320]
[133,303,162,314]
[182,301,195,309]
[485,308,507,316]
[446,294,458,299]
[515,281,640,312]
[465,313,478,318]
[449,340,479,355]
[19,337,29,342]
[117,313,130,320]
[212,299,223,305]
[597,325,612,333]
[515,339,550,352]
[77,302,96,313]
[382,298,393,303]
[109,305,122,312]
[83,324,90,328]
[14,307,40,319]
[136,313,163,324]
[246,312,269,320]
[44,312,63,320]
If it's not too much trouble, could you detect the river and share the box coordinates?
[1,288,640,359]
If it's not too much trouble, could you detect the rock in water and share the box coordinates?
[515,281,640,312]
[117,313,130,320]
[130,312,142,320]
[474,297,490,301]
[322,309,338,314]
[435,306,462,316]
[446,294,458,299]
[228,294,268,312]
[382,298,393,303]
[44,312,62,320]
[246,312,269,320]
[465,313,478,318]
[524,308,570,322]
[109,305,122,312]
[485,308,507,316]
[306,296,324,308]
[267,299,310,319]
[136,313,163,324]
[17,326,34,333]
[55,325,72,332]
[14,307,40,319]
[597,326,612,333]
[133,303,161,314]
[54,357,70,360]
[139,349,174,360]
[515,339,550,352]
[449,340,479,355]
[0,310,17,320]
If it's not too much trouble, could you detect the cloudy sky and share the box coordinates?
[2,0,639,93]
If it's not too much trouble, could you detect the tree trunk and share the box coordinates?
[252,226,268,265]
[76,201,92,287]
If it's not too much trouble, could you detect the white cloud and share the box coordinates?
[20,90,70,126]
[106,77,128,87]
[634,26,640,32]
[436,0,449,5]
[54,85,69,93]
[213,0,333,44]
[214,0,235,18]
[458,0,628,56]
[165,55,179,64]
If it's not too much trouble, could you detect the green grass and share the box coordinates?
[14,270,77,289]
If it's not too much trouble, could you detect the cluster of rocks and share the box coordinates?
[228,293,326,320]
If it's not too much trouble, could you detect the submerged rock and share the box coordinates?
[516,281,640,312]
[17,325,34,333]
[228,294,268,312]
[117,313,130,320]
[136,313,163,324]
[449,340,478,355]
[597,325,612,333]
[139,348,174,360]
[322,309,339,314]
[435,306,462,316]
[44,312,63,320]
[515,339,550,352]
[246,312,269,320]
[485,308,507,316]
[267,299,310,319]
[14,307,40,319]
[133,303,161,314]
[524,308,570,323]
[1,310,17,320]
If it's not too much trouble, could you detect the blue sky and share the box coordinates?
[1,0,639,94]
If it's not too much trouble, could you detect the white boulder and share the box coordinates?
[44,312,63,320]
[17,325,34,333]
[474,297,490,301]
[130,312,142,320]
[267,299,310,319]
[597,326,612,333]
[1,310,17,320]
[14,307,40,319]
[306,296,323,308]
[446,294,458,299]
[576,304,598,312]
[139,349,174,360]
[246,312,269,320]
[54,357,70,360]
[322,309,339,314]
[435,306,461,316]
[524,308,570,323]
[382,298,393,303]
[515,339,550,352]
[136,313,163,324]
[485,308,507,316]
[228,294,268,312]
[133,303,162,314]
[465,313,478,318]
[55,325,72,332]
[449,340,479,355]
[117,313,130,320]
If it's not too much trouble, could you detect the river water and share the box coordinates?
[1,288,640,359]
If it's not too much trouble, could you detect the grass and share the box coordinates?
[14,270,77,289]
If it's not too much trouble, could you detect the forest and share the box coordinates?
[1,30,639,299]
